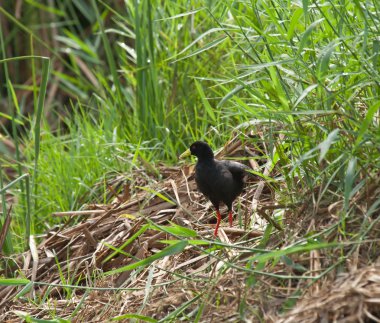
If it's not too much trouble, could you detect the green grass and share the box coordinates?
[0,0,379,320]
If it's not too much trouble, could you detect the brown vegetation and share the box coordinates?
[1,138,379,322]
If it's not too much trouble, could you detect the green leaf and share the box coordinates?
[7,79,22,116]
[24,0,65,16]
[156,8,204,21]
[354,101,380,148]
[248,241,338,263]
[297,18,324,55]
[15,281,34,298]
[288,8,304,40]
[344,157,357,211]
[302,0,309,17]
[258,224,273,249]
[0,278,30,286]
[160,239,210,246]
[317,41,338,77]
[104,240,188,275]
[102,224,150,264]
[194,79,216,122]
[14,310,70,323]
[159,294,202,322]
[154,222,197,238]
[281,255,308,272]
[293,84,318,108]
[136,186,176,205]
[318,129,340,162]
[0,112,23,124]
[281,289,303,311]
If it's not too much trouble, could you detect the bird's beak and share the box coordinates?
[179,149,191,159]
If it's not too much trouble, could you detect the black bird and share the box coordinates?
[180,141,249,236]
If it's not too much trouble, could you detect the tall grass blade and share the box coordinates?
[0,278,30,286]
[32,58,50,237]
[297,18,325,55]
[92,0,124,110]
[354,101,380,148]
[318,129,340,163]
[344,158,357,213]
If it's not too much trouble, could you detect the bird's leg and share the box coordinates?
[228,210,233,227]
[214,209,222,236]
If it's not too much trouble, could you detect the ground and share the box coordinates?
[1,138,379,322]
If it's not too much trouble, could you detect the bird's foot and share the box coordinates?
[214,210,222,236]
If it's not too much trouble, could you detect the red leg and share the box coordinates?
[214,209,222,237]
[228,210,233,227]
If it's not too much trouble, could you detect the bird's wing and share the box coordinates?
[223,160,250,174]
[220,160,250,178]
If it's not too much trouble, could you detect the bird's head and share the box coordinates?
[180,141,214,161]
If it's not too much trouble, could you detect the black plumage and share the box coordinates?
[184,141,249,236]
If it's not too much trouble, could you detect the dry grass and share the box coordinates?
[276,264,380,323]
[1,137,379,322]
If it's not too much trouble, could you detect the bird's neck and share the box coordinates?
[197,157,215,164]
